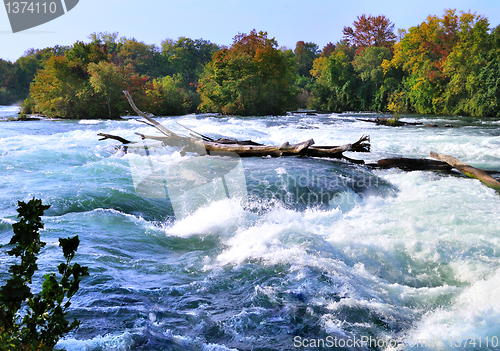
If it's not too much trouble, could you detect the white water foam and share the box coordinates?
[156,160,500,348]
[78,119,104,125]
[57,331,136,351]
[0,105,20,118]
[165,198,249,238]
[409,268,500,350]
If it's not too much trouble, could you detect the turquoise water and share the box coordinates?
[1,106,500,350]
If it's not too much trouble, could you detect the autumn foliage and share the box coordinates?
[198,30,297,115]
[343,14,396,49]
[310,9,500,117]
[28,42,151,119]
[382,10,495,116]
[15,34,219,118]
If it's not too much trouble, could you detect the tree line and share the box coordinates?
[0,9,499,118]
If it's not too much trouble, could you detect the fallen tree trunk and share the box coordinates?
[203,138,315,157]
[103,130,369,159]
[367,157,453,171]
[98,91,371,161]
[209,138,263,146]
[303,135,370,156]
[201,135,369,158]
[357,117,423,126]
[430,151,500,191]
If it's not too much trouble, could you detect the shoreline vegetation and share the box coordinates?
[0,9,499,119]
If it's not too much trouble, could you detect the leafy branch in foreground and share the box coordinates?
[0,198,89,350]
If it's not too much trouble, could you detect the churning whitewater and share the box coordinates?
[1,106,500,350]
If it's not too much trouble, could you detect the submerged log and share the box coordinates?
[430,151,500,191]
[357,117,423,126]
[367,157,453,171]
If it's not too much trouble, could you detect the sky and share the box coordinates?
[1,0,500,62]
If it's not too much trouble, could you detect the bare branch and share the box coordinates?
[97,133,132,144]
[123,90,173,138]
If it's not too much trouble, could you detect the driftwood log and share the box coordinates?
[357,118,453,128]
[357,117,423,127]
[99,91,371,161]
[127,134,370,158]
[430,151,500,191]
[367,157,453,171]
[99,130,370,159]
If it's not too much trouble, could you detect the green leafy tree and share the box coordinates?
[1,49,58,105]
[353,46,392,110]
[295,75,316,109]
[293,41,319,108]
[198,30,298,115]
[383,11,458,113]
[305,14,397,112]
[294,41,319,77]
[30,55,90,118]
[89,33,171,79]
[309,49,360,111]
[476,58,500,117]
[88,31,120,56]
[88,61,127,118]
[29,42,110,118]
[147,74,199,116]
[161,37,220,88]
[0,198,88,350]
[475,25,500,117]
[27,41,150,119]
[0,59,18,105]
[115,38,167,79]
[383,9,493,116]
[15,47,69,99]
[441,12,491,115]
